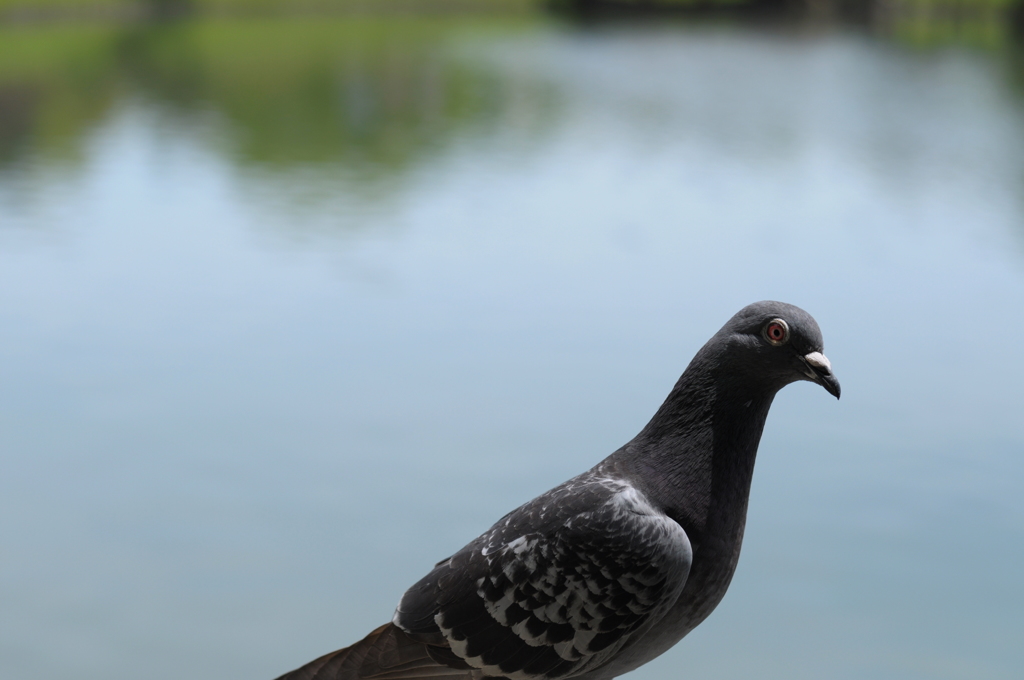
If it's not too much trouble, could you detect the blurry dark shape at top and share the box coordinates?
[550,0,1024,50]
[548,0,811,18]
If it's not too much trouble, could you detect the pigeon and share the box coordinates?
[275,301,840,680]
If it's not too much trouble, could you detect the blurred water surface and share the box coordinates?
[2,15,1024,680]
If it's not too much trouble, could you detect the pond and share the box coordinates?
[1,14,1023,680]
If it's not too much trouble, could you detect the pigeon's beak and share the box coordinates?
[801,351,841,399]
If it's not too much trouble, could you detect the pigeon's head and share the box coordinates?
[715,301,840,399]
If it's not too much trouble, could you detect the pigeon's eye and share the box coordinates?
[763,319,789,346]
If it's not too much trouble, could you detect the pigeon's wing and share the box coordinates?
[394,478,693,680]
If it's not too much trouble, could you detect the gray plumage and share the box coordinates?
[275,301,840,680]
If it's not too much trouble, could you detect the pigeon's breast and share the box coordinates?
[564,476,751,680]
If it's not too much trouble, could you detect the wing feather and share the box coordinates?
[393,475,692,680]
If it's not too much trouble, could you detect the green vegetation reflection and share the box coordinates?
[0,17,558,178]
[0,25,123,165]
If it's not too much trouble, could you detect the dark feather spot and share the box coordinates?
[439,595,489,630]
[479,633,530,668]
[462,619,510,658]
[495,642,553,675]
[522,595,547,611]
[480,577,509,603]
[587,630,623,653]
[504,603,530,626]
[597,614,625,632]
[523,615,547,638]
[544,622,575,644]
[609,591,634,611]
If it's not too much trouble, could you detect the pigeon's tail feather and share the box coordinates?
[274,623,474,680]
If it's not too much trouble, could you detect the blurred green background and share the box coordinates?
[3,0,1024,180]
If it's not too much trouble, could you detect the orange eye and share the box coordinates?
[764,319,789,345]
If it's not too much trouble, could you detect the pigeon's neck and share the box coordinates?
[614,342,778,554]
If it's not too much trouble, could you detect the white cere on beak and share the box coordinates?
[804,351,832,373]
